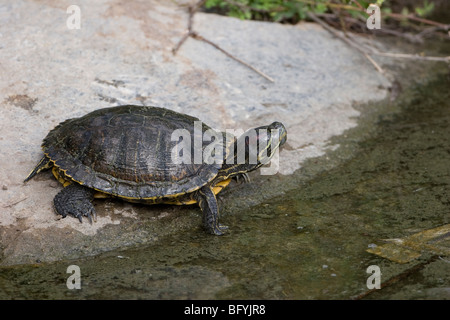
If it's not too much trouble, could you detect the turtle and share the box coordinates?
[24,105,287,235]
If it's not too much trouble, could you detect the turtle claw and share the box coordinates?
[78,206,96,224]
[54,184,96,224]
[206,223,229,236]
[73,208,95,224]
[208,225,226,236]
[60,200,96,224]
[234,173,250,184]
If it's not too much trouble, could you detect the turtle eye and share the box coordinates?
[245,133,258,148]
[244,134,259,164]
[266,144,272,157]
[255,129,272,162]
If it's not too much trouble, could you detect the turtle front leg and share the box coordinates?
[53,183,96,223]
[196,185,228,236]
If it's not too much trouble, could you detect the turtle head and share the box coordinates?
[224,121,287,176]
[251,121,287,167]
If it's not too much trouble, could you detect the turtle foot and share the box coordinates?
[207,223,228,236]
[53,183,96,223]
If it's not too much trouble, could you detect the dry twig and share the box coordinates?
[370,51,450,62]
[190,32,275,82]
[307,12,385,73]
[3,197,27,208]
[175,1,449,81]
[172,0,275,82]
[308,12,450,75]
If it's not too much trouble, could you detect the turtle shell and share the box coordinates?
[42,105,223,199]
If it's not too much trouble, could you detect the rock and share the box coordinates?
[0,0,390,265]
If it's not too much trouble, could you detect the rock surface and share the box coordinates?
[0,0,390,265]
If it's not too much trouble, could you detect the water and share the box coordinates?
[1,74,449,299]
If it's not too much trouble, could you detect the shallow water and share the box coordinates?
[1,74,449,299]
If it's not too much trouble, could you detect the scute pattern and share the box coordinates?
[43,105,221,199]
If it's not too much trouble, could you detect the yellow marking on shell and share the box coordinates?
[47,153,231,203]
[153,179,232,206]
[52,166,72,187]
[163,198,197,205]
[94,192,110,199]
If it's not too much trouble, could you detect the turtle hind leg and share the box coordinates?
[54,183,97,223]
[24,155,53,182]
[196,185,228,236]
